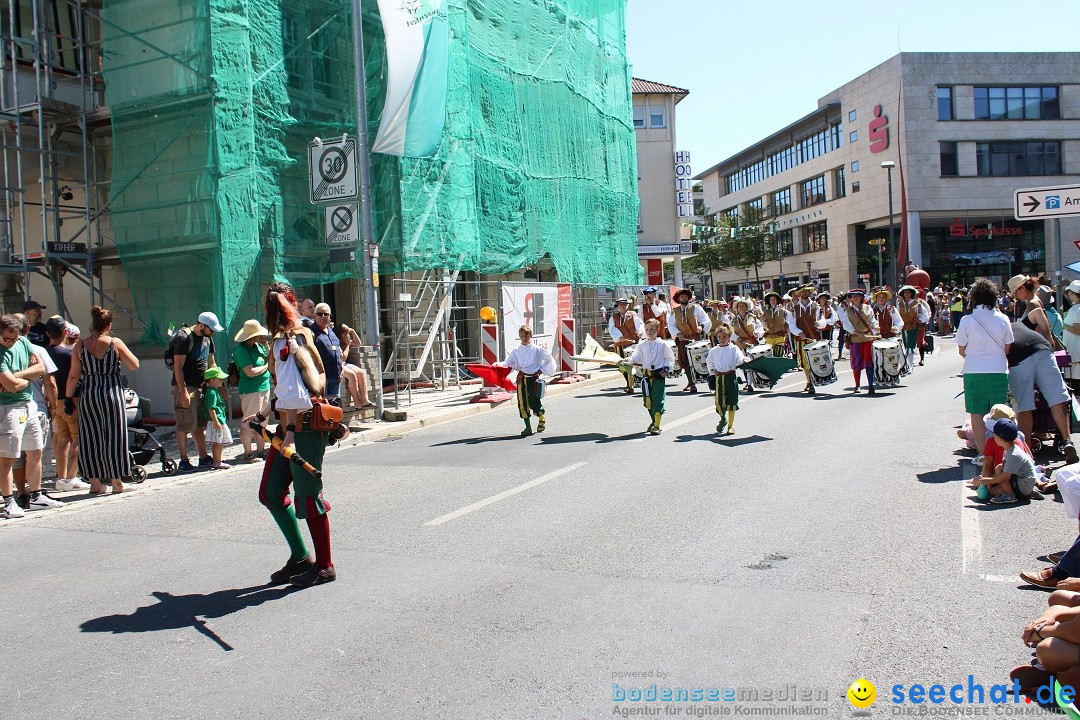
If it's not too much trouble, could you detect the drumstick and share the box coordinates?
[248,420,323,479]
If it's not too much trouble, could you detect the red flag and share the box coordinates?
[465,363,516,392]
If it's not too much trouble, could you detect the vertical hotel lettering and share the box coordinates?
[674,151,693,217]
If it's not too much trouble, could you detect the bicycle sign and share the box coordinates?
[308,136,358,204]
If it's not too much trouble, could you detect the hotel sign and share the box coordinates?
[675,150,693,218]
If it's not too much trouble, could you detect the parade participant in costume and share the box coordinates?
[897,285,922,370]
[914,290,932,365]
[256,283,338,588]
[630,319,675,436]
[503,325,555,437]
[640,287,669,339]
[706,301,725,345]
[717,300,733,327]
[761,291,788,357]
[871,287,902,339]
[607,297,643,393]
[840,288,880,394]
[731,297,762,392]
[667,288,711,393]
[706,324,748,435]
[785,284,821,394]
[815,293,837,347]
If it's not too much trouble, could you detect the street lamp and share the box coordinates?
[881,160,896,287]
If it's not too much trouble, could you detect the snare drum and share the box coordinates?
[687,340,712,379]
[872,339,903,387]
[805,340,836,386]
[746,344,774,389]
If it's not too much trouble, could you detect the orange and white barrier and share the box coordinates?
[481,324,499,366]
[558,317,576,374]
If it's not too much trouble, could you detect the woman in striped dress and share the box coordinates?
[65,307,140,494]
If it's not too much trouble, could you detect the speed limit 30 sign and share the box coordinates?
[308,136,358,204]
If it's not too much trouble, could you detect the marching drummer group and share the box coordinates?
[601,283,935,435]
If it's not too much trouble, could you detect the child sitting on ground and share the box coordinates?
[972,418,1038,504]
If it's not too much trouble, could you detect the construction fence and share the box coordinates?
[383,276,640,409]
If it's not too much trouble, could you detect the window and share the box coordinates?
[800,175,826,208]
[721,207,739,221]
[849,130,858,143]
[851,160,859,173]
[851,181,860,193]
[974,86,1059,120]
[772,188,791,215]
[747,197,763,214]
[834,166,846,198]
[848,110,857,122]
[804,221,828,252]
[976,141,1062,176]
[775,229,794,257]
[724,121,842,193]
[633,104,644,129]
[937,87,954,120]
[649,104,666,128]
[940,141,958,177]
[1,1,82,72]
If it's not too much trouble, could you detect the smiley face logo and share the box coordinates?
[848,679,876,709]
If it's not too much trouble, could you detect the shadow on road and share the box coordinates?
[539,433,610,445]
[429,435,525,446]
[916,467,961,484]
[673,433,771,446]
[80,584,299,651]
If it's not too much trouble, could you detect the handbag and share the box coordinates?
[308,397,344,432]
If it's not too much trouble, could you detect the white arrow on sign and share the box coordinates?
[1014,183,1080,221]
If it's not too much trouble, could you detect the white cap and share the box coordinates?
[197,311,224,333]
[1069,280,1080,297]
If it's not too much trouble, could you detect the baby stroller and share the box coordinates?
[1026,352,1080,455]
[125,389,177,483]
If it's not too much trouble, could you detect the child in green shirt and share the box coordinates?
[203,367,233,469]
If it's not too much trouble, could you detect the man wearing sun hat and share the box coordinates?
[608,297,643,393]
[667,288,711,393]
[233,318,271,463]
[839,288,880,394]
[761,291,787,357]
[785,284,820,393]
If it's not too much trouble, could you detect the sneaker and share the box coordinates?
[971,455,985,466]
[2,497,24,519]
[198,456,213,470]
[54,478,90,492]
[29,492,64,510]
[15,493,30,510]
[270,555,315,585]
[177,458,198,474]
[290,565,337,588]
[647,426,660,436]
[990,493,1017,504]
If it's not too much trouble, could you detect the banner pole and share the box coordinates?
[352,0,384,419]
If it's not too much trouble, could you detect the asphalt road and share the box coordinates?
[3,336,1073,719]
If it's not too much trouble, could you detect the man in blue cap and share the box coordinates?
[641,286,668,339]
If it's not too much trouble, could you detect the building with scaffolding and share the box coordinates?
[0,0,640,410]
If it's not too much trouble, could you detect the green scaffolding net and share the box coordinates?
[101,0,639,346]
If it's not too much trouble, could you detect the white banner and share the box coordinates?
[500,283,573,358]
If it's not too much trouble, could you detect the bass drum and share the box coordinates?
[805,340,837,386]
[746,344,774,389]
[687,340,712,380]
[872,339,903,388]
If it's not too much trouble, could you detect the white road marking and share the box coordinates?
[980,574,1021,583]
[424,462,587,526]
[961,463,983,575]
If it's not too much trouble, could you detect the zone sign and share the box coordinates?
[308,136,358,204]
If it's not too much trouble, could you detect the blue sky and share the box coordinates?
[625,0,1080,175]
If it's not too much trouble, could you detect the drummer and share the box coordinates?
[640,287,669,339]
[871,287,902,340]
[785,284,821,394]
[761,291,788,358]
[840,288,880,395]
[608,297,643,394]
[667,288,711,394]
[731,297,762,393]
[897,285,922,370]
[706,300,725,345]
